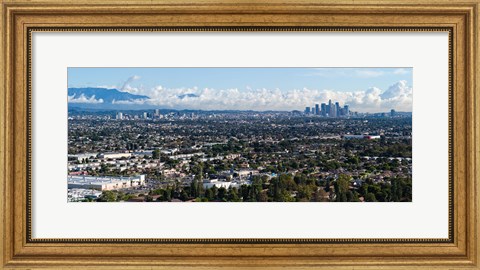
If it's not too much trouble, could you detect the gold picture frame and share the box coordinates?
[1,0,479,268]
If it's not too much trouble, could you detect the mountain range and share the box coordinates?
[68,87,150,109]
[68,87,149,103]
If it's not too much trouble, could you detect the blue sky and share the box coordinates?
[68,67,411,92]
[67,67,413,112]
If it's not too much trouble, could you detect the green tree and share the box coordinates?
[218,187,227,201]
[152,149,160,160]
[98,190,116,202]
[335,174,351,202]
[257,190,269,202]
[228,187,240,202]
[162,189,171,201]
[205,188,214,201]
[296,185,313,202]
[365,192,377,202]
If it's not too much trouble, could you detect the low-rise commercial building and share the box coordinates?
[67,175,145,191]
[203,179,232,189]
[98,152,132,159]
[343,135,381,140]
[68,188,103,202]
[68,153,98,162]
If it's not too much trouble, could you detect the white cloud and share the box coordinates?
[95,85,118,89]
[121,81,412,113]
[68,94,104,104]
[112,99,149,105]
[121,75,141,91]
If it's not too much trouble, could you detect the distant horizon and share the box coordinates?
[68,106,412,114]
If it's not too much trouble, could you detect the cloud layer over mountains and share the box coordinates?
[68,81,412,113]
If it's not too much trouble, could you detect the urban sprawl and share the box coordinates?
[68,100,412,203]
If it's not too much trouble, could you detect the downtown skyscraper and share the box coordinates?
[304,100,350,118]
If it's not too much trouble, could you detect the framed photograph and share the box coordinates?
[1,0,479,269]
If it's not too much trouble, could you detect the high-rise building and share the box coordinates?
[143,112,148,119]
[329,104,336,117]
[344,105,350,116]
[154,109,160,116]
[321,103,327,116]
[116,112,123,120]
[335,102,340,116]
[328,100,333,117]
[328,99,337,117]
[304,100,353,118]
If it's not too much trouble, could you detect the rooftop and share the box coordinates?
[68,175,144,185]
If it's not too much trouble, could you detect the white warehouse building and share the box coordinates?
[67,175,145,191]
[98,152,132,159]
[343,135,381,140]
[203,179,232,189]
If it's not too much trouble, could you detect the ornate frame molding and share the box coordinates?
[1,1,478,268]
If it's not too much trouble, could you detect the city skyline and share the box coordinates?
[68,67,413,113]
